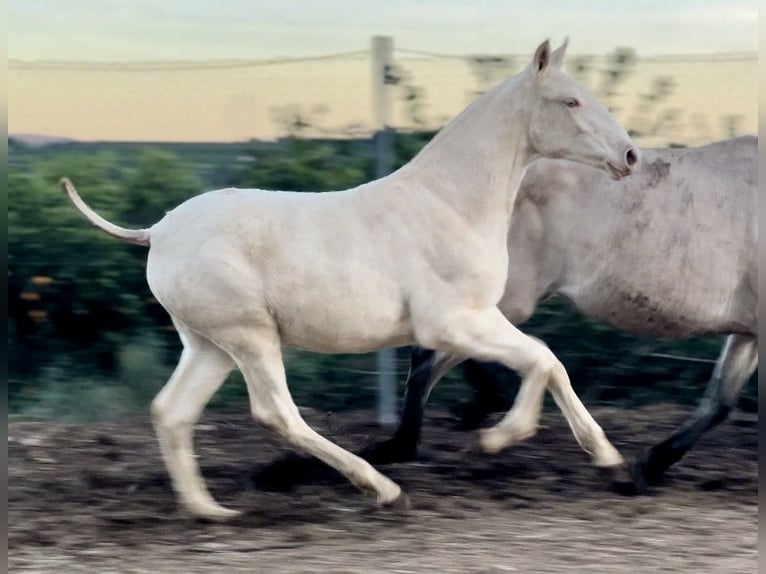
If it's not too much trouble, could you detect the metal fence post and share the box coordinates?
[371,36,398,425]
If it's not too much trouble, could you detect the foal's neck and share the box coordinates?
[401,76,533,230]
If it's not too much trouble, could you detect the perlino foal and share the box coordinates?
[61,39,637,520]
[364,136,756,491]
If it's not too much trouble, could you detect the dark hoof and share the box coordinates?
[452,406,494,431]
[358,439,417,465]
[630,460,651,496]
[598,464,640,496]
[380,492,411,513]
[631,453,666,493]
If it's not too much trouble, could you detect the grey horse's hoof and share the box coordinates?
[631,459,651,496]
[358,439,418,465]
[631,453,666,495]
[598,463,640,496]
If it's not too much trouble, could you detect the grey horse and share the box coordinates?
[364,135,757,491]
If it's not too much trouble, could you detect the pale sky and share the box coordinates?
[9,0,758,61]
[8,1,758,143]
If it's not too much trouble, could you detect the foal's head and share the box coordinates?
[520,39,639,179]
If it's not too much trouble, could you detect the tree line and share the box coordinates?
[7,128,754,419]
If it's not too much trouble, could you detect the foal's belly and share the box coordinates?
[267,284,415,354]
[275,307,415,353]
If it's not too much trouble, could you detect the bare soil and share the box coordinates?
[9,404,757,573]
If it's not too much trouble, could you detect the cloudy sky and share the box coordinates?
[9,0,758,61]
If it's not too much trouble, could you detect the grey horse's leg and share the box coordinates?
[633,334,757,489]
[454,360,516,430]
[360,348,464,464]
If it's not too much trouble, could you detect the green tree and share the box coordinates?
[8,149,201,396]
[238,118,373,192]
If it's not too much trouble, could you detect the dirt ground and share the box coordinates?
[9,403,757,574]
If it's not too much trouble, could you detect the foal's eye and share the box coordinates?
[563,97,580,108]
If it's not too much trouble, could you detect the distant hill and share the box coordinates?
[9,134,74,147]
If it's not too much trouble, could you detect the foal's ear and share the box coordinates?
[531,39,551,76]
[551,37,569,68]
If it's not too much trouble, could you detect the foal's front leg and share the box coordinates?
[418,306,624,470]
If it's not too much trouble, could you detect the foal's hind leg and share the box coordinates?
[634,334,757,488]
[150,321,237,520]
[228,327,406,507]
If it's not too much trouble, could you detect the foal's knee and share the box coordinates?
[520,340,559,380]
[150,394,199,433]
[150,396,169,427]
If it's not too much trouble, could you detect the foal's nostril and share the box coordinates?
[625,148,638,168]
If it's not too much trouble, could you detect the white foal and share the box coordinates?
[61,38,638,520]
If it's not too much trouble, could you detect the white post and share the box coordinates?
[371,36,398,425]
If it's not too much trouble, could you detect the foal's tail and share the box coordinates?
[59,177,151,247]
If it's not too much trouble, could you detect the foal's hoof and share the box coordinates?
[379,492,411,513]
[478,428,507,455]
[188,502,242,522]
[598,463,639,496]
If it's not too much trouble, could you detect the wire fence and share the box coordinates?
[9,48,757,147]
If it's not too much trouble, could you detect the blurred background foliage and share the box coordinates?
[8,51,756,421]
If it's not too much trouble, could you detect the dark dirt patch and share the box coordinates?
[9,404,757,573]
